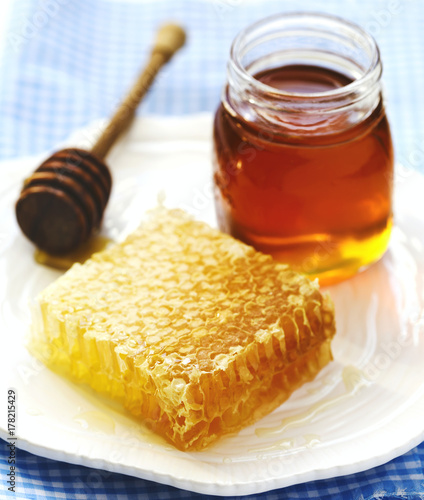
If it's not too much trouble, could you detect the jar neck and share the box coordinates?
[224,13,384,138]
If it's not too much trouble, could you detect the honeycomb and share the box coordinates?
[29,207,336,450]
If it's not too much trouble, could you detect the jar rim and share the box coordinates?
[229,11,382,101]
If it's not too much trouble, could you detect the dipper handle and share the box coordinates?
[91,24,186,159]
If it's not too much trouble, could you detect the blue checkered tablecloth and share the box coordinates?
[0,0,423,498]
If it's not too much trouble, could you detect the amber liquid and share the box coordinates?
[213,65,394,285]
[34,234,112,270]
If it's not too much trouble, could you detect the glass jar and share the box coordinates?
[213,13,394,285]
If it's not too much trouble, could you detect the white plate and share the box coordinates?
[0,115,423,497]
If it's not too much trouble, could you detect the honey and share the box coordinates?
[213,14,394,285]
[29,208,336,450]
[35,234,113,270]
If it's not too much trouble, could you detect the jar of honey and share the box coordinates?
[213,13,394,285]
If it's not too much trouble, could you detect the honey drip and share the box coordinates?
[255,366,368,439]
[73,410,116,434]
[35,234,113,270]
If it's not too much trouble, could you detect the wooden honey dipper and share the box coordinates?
[16,23,186,255]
